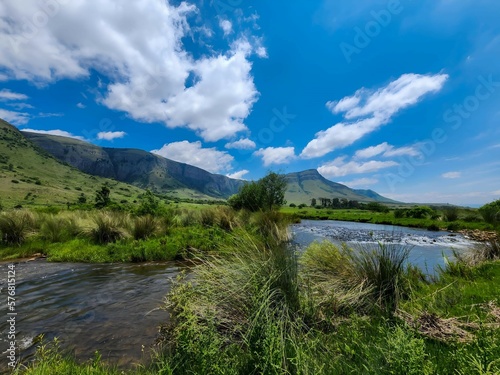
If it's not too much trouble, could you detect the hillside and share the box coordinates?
[0,119,148,208]
[24,132,244,200]
[284,169,398,205]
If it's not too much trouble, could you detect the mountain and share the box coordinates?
[284,169,398,205]
[18,129,397,206]
[0,119,147,208]
[24,132,244,200]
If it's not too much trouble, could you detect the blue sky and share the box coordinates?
[0,0,499,205]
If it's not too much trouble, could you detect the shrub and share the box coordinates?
[40,216,80,243]
[0,210,35,245]
[479,199,500,226]
[289,203,297,208]
[427,224,440,231]
[89,213,124,244]
[406,206,434,219]
[443,207,459,222]
[131,215,158,240]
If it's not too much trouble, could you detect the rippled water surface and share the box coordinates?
[291,220,477,273]
[0,260,181,371]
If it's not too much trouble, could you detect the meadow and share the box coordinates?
[3,205,498,375]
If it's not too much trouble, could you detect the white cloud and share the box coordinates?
[328,73,449,120]
[77,103,86,109]
[97,131,127,141]
[442,171,462,179]
[151,141,234,174]
[21,128,85,141]
[301,73,448,159]
[254,147,296,166]
[225,138,256,150]
[226,170,249,179]
[0,89,28,101]
[338,177,379,188]
[318,157,398,178]
[355,142,421,159]
[301,116,382,159]
[0,1,263,142]
[219,19,233,36]
[0,109,30,125]
[256,46,268,58]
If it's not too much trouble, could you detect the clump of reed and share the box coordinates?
[301,241,416,316]
[0,210,36,245]
[130,215,158,240]
[89,212,125,244]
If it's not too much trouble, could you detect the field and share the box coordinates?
[282,206,494,231]
[0,204,496,374]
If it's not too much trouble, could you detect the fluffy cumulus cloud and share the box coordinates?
[355,142,421,159]
[225,138,256,150]
[97,131,127,141]
[254,147,296,166]
[442,171,462,179]
[0,0,262,141]
[226,170,249,179]
[151,141,234,174]
[21,128,85,140]
[318,156,398,178]
[301,73,448,159]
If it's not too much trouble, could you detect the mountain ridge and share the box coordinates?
[20,128,398,205]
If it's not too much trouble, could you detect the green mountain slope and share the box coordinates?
[284,169,398,205]
[0,119,147,208]
[24,132,244,200]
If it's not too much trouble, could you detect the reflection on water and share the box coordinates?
[0,260,181,371]
[291,220,477,274]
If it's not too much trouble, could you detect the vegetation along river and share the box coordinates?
[0,221,479,370]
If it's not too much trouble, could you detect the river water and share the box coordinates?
[0,221,478,371]
[0,261,181,371]
[291,220,477,273]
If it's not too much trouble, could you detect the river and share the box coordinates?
[0,261,181,371]
[0,220,478,371]
[291,220,477,273]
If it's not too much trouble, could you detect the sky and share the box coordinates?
[0,0,499,206]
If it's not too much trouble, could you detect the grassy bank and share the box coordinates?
[0,206,296,263]
[282,206,495,231]
[13,211,500,375]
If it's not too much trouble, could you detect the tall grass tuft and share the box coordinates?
[131,215,158,240]
[39,216,81,243]
[164,226,313,374]
[89,212,124,244]
[0,210,35,245]
[349,242,413,313]
[301,241,415,316]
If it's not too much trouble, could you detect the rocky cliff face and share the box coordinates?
[24,132,244,199]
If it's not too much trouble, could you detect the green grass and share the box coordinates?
[7,208,500,375]
[282,206,494,231]
[0,119,147,209]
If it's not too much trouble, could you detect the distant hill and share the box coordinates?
[15,127,398,206]
[24,132,244,200]
[0,119,147,208]
[284,169,398,205]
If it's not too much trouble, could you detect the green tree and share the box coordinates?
[95,184,111,209]
[137,189,161,215]
[77,193,87,204]
[479,199,500,226]
[228,172,287,212]
[311,198,317,207]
